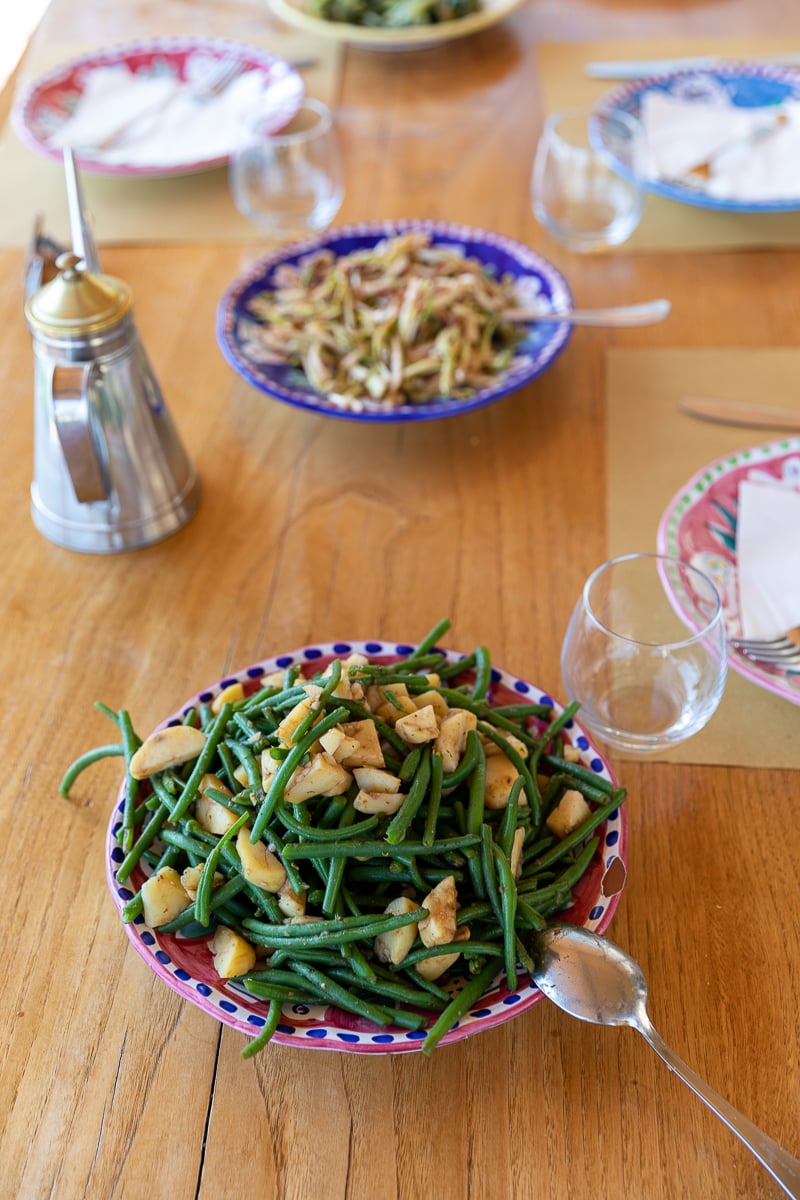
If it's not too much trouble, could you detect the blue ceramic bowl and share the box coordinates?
[215,219,573,423]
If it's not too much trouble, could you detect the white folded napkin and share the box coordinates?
[48,63,299,167]
[735,479,800,638]
[639,90,800,201]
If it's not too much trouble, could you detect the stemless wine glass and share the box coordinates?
[531,106,645,252]
[561,553,727,754]
[229,98,344,241]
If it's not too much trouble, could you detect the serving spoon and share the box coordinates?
[530,924,800,1198]
[534,298,671,326]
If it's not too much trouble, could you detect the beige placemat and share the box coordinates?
[536,37,800,252]
[606,346,800,767]
[1,34,343,248]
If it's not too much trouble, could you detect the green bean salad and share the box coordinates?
[62,619,625,1057]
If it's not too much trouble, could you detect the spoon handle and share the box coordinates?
[537,299,671,327]
[638,1018,800,1198]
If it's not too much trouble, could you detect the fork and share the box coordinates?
[729,625,800,669]
[94,56,245,151]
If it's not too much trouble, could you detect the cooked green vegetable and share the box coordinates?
[242,232,537,411]
[61,618,625,1058]
[309,0,480,29]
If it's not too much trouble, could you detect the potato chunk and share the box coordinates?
[353,789,406,815]
[180,862,224,902]
[374,896,420,965]
[283,752,352,804]
[415,927,470,981]
[395,704,440,746]
[210,926,257,978]
[195,773,239,835]
[211,681,245,714]
[352,766,402,793]
[483,753,521,810]
[418,875,458,948]
[337,720,385,768]
[236,827,287,893]
[545,789,591,839]
[275,689,323,748]
[434,709,478,774]
[129,725,207,780]
[141,867,192,927]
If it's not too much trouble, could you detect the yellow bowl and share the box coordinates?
[266,0,529,50]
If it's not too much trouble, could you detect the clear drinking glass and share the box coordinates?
[229,98,344,241]
[531,106,645,252]
[560,553,727,753]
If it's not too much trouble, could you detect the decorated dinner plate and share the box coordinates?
[215,219,573,423]
[11,37,305,177]
[106,639,627,1054]
[596,62,800,213]
[265,0,528,51]
[656,437,800,705]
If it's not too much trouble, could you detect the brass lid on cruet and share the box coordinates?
[25,252,132,337]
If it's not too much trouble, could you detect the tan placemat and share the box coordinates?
[606,346,800,767]
[1,34,343,248]
[536,37,800,252]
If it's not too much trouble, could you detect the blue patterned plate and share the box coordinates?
[596,62,800,212]
[215,220,573,422]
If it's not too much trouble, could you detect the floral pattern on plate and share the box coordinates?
[215,219,573,423]
[11,37,304,177]
[656,437,800,705]
[106,640,627,1054]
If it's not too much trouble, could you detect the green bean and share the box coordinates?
[243,906,422,944]
[403,617,451,663]
[250,705,350,843]
[115,804,170,884]
[59,743,125,797]
[283,833,480,861]
[477,721,541,823]
[422,959,499,1056]
[395,940,504,969]
[440,729,481,790]
[385,747,432,845]
[480,824,503,925]
[195,810,251,926]
[288,961,392,1027]
[240,998,283,1059]
[398,746,422,784]
[493,843,518,991]
[117,710,142,853]
[322,803,356,916]
[167,704,233,824]
[470,645,492,700]
[422,751,444,847]
[540,753,616,795]
[292,659,341,743]
[226,739,261,790]
[532,793,623,870]
[499,774,525,861]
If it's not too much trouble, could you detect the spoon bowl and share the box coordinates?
[530,924,800,1198]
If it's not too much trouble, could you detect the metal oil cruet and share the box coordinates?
[24,151,200,553]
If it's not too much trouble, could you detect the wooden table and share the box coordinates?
[2,2,799,1197]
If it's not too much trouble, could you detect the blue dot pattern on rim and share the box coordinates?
[107,637,624,1052]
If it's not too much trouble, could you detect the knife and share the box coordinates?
[680,394,800,432]
[585,53,800,79]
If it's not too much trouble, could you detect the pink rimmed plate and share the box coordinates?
[11,37,305,177]
[657,437,800,705]
[106,639,627,1053]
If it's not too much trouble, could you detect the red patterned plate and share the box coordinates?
[11,36,305,177]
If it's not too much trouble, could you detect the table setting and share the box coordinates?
[1,0,800,1198]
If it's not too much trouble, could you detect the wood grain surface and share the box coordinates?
[1,2,799,1198]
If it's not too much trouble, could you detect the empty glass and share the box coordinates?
[229,98,344,241]
[531,106,645,252]
[561,553,727,754]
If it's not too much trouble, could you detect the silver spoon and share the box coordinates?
[531,924,800,1198]
[532,298,671,327]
